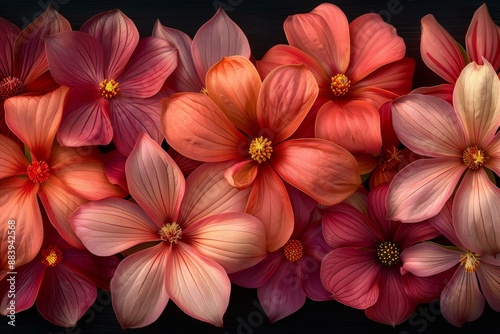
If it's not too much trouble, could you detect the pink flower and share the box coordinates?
[0,7,70,144]
[320,184,448,326]
[153,8,250,94]
[0,214,119,327]
[257,3,414,163]
[229,185,331,323]
[70,134,267,329]
[162,55,361,251]
[44,10,178,155]
[0,87,125,275]
[387,60,500,255]
[415,4,500,102]
[401,199,500,327]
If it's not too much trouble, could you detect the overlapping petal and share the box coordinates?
[477,257,500,311]
[465,4,500,69]
[0,18,19,78]
[0,135,27,179]
[400,243,461,277]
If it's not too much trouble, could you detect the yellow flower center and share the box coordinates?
[460,251,480,273]
[99,79,120,99]
[463,146,488,170]
[159,222,182,243]
[0,76,24,101]
[27,160,50,183]
[378,145,402,171]
[200,87,208,95]
[283,239,303,262]
[40,245,63,267]
[249,136,273,163]
[330,74,351,97]
[377,241,400,266]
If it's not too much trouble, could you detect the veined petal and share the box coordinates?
[117,37,177,98]
[485,131,500,176]
[466,4,500,70]
[165,243,230,327]
[315,100,382,154]
[206,56,260,137]
[126,133,185,228]
[320,248,380,309]
[70,197,159,256]
[57,88,113,147]
[297,256,331,301]
[400,243,460,277]
[0,18,19,78]
[410,84,454,103]
[272,139,360,205]
[453,60,500,145]
[192,8,250,84]
[162,92,248,162]
[440,268,485,327]
[185,212,266,273]
[224,160,258,189]
[428,199,467,250]
[284,3,349,75]
[257,64,318,143]
[395,220,441,251]
[386,158,465,222]
[402,270,454,303]
[0,135,28,179]
[453,169,500,255]
[179,161,251,227]
[477,256,500,311]
[4,86,69,161]
[80,9,139,79]
[391,94,467,157]
[347,14,406,84]
[229,251,283,288]
[420,14,466,84]
[111,243,169,329]
[45,31,104,88]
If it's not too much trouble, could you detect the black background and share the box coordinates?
[1,0,499,333]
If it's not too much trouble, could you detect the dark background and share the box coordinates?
[1,0,499,333]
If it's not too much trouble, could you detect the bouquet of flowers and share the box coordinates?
[0,2,499,332]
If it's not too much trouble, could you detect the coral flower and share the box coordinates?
[401,199,500,327]
[44,9,178,155]
[70,134,267,329]
[321,184,449,326]
[0,215,119,327]
[387,61,500,255]
[162,55,360,251]
[0,87,125,276]
[230,185,331,323]
[415,4,500,101]
[257,3,414,162]
[0,6,70,144]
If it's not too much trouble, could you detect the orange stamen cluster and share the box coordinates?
[40,245,63,267]
[283,239,303,262]
[377,241,400,266]
[330,74,351,97]
[27,161,50,183]
[99,79,120,99]
[0,76,24,100]
[159,222,183,243]
[378,146,402,171]
[460,251,480,273]
[463,146,487,170]
[249,136,273,163]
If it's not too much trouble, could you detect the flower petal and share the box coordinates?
[223,159,258,189]
[402,270,454,303]
[428,199,467,249]
[297,256,331,301]
[477,256,500,311]
[0,135,28,179]
[162,92,248,162]
[485,131,500,176]
[126,133,185,228]
[70,197,159,256]
[400,243,460,277]
[0,18,19,78]
[229,251,283,288]
[272,139,360,205]
[165,243,230,327]
[466,4,500,70]
[111,243,169,329]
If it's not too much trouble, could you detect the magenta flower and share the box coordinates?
[321,184,448,326]
[70,134,267,328]
[387,60,500,255]
[230,185,331,323]
[44,9,178,155]
[0,214,119,327]
[401,199,500,327]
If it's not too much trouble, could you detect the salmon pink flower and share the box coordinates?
[387,60,500,255]
[0,7,70,144]
[321,184,449,326]
[44,9,178,155]
[70,134,267,329]
[401,199,500,327]
[162,55,361,251]
[230,185,331,323]
[415,4,500,102]
[257,3,414,162]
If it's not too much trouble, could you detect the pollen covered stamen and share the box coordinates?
[283,239,303,262]
[463,146,488,170]
[159,222,182,243]
[249,136,273,163]
[377,241,400,266]
[0,76,24,100]
[378,145,402,171]
[99,79,120,99]
[200,87,208,95]
[27,160,50,183]
[330,74,351,97]
[460,251,480,273]
[41,245,63,267]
